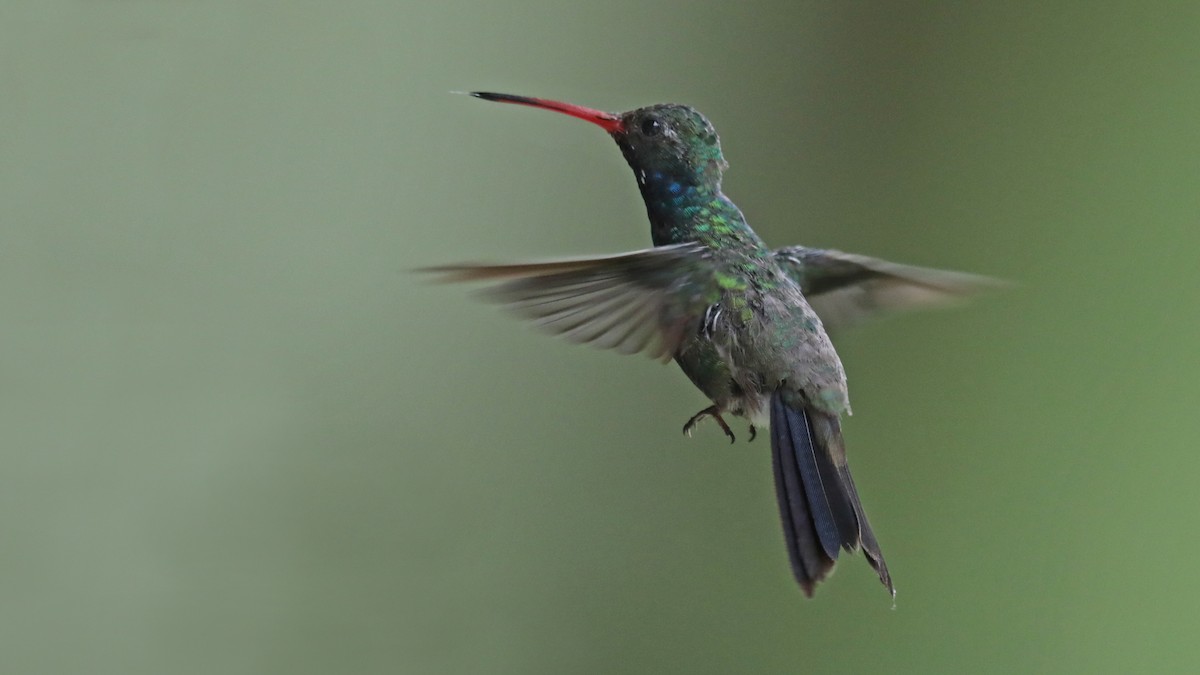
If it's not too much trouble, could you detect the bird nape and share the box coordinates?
[424,91,1001,599]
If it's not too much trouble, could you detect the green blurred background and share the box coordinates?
[3,2,1198,673]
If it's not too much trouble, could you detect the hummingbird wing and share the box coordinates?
[773,246,1005,332]
[421,243,721,362]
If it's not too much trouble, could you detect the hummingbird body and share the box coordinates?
[427,92,1000,598]
[610,103,851,426]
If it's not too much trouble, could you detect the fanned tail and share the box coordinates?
[769,390,893,597]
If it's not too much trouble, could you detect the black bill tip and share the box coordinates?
[469,91,537,105]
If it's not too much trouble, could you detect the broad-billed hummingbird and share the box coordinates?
[426,92,998,598]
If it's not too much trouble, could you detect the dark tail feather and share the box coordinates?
[770,391,894,597]
[770,401,831,596]
[816,414,893,596]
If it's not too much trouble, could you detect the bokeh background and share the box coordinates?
[3,2,1198,673]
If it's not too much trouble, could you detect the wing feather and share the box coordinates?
[421,243,720,360]
[774,246,1006,332]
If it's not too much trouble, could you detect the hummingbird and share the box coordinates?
[426,92,998,598]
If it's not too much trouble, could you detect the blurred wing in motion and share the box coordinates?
[421,243,722,361]
[774,246,1007,332]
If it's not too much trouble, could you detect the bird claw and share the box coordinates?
[682,405,736,443]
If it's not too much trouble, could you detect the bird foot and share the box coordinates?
[682,405,736,444]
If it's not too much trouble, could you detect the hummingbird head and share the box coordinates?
[612,103,728,191]
[469,92,729,191]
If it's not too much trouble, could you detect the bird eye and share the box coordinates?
[640,117,661,136]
